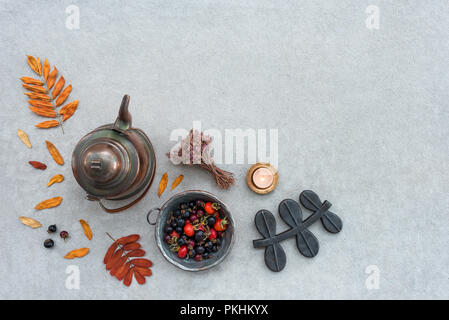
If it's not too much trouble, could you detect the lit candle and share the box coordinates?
[252,167,274,189]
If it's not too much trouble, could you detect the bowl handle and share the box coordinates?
[146,207,161,225]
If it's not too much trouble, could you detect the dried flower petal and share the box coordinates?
[79,219,93,240]
[35,196,62,210]
[171,174,184,190]
[158,172,168,197]
[19,216,42,229]
[45,140,64,165]
[29,161,47,170]
[64,248,89,259]
[47,174,64,187]
[17,129,31,148]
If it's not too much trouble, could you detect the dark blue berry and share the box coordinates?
[47,224,57,233]
[44,239,54,248]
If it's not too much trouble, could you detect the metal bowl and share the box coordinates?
[146,190,235,272]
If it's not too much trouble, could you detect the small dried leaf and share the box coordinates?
[17,129,32,148]
[23,84,47,94]
[110,256,127,276]
[26,55,41,75]
[29,106,56,118]
[35,120,59,128]
[123,242,141,251]
[79,219,93,240]
[52,76,65,99]
[104,241,119,264]
[46,67,58,90]
[29,99,53,108]
[158,172,168,197]
[115,262,132,281]
[45,140,64,165]
[20,77,43,86]
[134,266,152,277]
[35,196,62,210]
[29,161,47,170]
[47,174,64,187]
[60,100,79,121]
[123,268,134,286]
[134,270,146,284]
[19,216,42,229]
[131,258,153,268]
[43,59,50,81]
[126,249,145,258]
[64,248,89,259]
[106,248,124,270]
[55,84,72,106]
[24,92,51,101]
[36,57,42,75]
[171,174,184,190]
[117,234,140,245]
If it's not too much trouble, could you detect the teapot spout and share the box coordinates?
[114,94,132,130]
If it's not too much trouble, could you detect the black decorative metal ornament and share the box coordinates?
[253,190,343,272]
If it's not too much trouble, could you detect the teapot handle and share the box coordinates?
[114,94,132,131]
[86,179,152,213]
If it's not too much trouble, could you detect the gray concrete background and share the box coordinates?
[0,0,448,300]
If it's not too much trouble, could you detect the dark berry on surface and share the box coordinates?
[60,231,69,240]
[44,239,54,248]
[47,224,57,233]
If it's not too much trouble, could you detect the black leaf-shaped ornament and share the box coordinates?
[253,190,343,272]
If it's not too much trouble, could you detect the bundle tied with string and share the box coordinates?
[167,129,235,189]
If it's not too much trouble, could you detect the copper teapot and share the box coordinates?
[71,95,156,213]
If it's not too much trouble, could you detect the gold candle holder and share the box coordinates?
[246,163,278,194]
